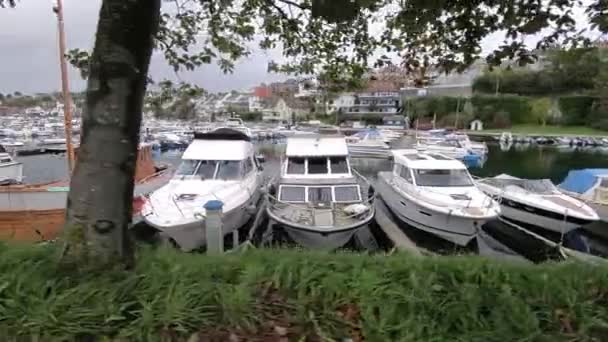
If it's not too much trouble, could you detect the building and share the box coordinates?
[261,96,310,122]
[269,79,299,97]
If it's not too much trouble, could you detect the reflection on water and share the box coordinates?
[469,143,608,183]
[17,141,608,185]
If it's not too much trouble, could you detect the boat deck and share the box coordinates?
[269,202,372,230]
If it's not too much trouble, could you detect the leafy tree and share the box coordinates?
[531,97,552,126]
[0,93,4,101]
[13,91,22,97]
[4,0,608,268]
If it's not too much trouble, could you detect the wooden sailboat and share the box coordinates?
[0,1,171,242]
[0,145,171,241]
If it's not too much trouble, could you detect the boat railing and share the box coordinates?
[266,191,376,223]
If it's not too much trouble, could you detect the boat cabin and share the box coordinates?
[391,150,474,188]
[278,136,361,204]
[175,129,258,181]
[559,169,608,203]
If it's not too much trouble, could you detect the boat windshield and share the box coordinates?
[413,169,473,187]
[216,160,241,180]
[175,159,244,180]
[196,160,217,179]
[176,160,198,175]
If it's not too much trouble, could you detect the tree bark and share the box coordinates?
[62,0,161,268]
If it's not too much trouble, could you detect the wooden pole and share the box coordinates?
[54,0,75,172]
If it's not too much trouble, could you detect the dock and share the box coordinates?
[374,198,422,256]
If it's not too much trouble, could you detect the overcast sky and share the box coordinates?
[0,1,594,96]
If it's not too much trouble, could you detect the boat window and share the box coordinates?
[308,157,328,174]
[330,157,349,174]
[176,160,199,175]
[308,187,332,202]
[600,178,608,188]
[196,160,218,179]
[287,157,305,174]
[400,166,413,183]
[413,169,473,187]
[216,160,242,180]
[242,158,253,176]
[279,186,306,202]
[334,186,361,202]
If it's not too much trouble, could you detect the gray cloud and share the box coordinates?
[0,1,595,95]
[0,0,286,95]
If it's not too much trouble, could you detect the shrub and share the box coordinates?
[406,97,466,121]
[558,96,596,126]
[492,110,511,128]
[471,94,532,125]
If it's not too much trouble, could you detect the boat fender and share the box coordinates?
[246,204,257,215]
[343,203,369,216]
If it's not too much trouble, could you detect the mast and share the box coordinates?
[54,0,75,172]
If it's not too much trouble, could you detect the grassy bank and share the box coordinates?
[1,244,608,341]
[475,124,608,136]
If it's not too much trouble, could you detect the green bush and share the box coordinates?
[238,112,263,121]
[587,98,608,130]
[1,245,607,341]
[405,97,464,120]
[471,94,533,126]
[557,96,596,126]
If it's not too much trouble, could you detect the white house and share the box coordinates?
[328,93,355,113]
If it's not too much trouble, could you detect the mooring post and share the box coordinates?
[233,229,239,248]
[204,200,224,254]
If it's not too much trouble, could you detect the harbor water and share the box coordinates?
[18,141,608,185]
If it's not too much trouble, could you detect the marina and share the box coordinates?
[4,124,608,263]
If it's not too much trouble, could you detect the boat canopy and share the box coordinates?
[286,136,348,157]
[193,128,251,142]
[182,140,252,161]
[353,128,383,140]
[559,169,608,194]
[392,149,467,170]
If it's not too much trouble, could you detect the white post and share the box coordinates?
[204,200,224,254]
[232,229,239,249]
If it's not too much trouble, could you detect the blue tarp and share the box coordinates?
[558,169,608,194]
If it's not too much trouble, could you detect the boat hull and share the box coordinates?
[144,191,260,251]
[497,202,591,234]
[267,206,373,250]
[282,224,365,250]
[376,173,485,246]
[0,162,23,184]
[0,172,170,242]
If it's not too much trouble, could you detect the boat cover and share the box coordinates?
[353,128,383,140]
[484,177,557,194]
[559,169,608,194]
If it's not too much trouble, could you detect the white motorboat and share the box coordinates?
[346,129,391,158]
[375,150,500,246]
[0,147,23,184]
[217,117,253,138]
[445,133,488,155]
[142,128,264,251]
[477,174,599,234]
[415,139,477,159]
[266,135,375,249]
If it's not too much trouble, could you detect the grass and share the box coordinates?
[471,124,608,136]
[0,244,608,341]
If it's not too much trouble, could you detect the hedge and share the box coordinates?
[0,244,607,341]
[558,96,596,126]
[471,94,533,125]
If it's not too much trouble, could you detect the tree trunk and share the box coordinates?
[62,0,161,269]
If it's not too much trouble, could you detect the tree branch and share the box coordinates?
[275,0,309,10]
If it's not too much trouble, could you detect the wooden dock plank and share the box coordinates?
[374,198,421,255]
